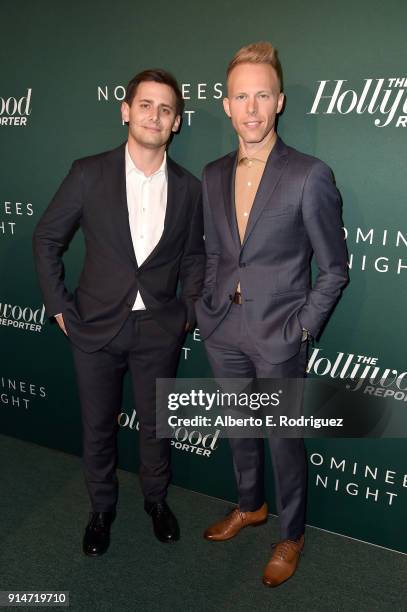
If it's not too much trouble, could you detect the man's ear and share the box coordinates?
[223,97,231,118]
[121,101,130,124]
[277,92,285,114]
[172,114,181,133]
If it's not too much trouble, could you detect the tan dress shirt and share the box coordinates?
[235,136,276,293]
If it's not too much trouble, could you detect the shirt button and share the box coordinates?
[248,182,252,186]
[243,212,248,217]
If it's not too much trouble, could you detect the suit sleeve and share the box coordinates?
[179,180,206,329]
[201,169,221,300]
[32,160,84,317]
[298,161,349,338]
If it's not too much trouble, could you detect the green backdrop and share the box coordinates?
[1,0,406,554]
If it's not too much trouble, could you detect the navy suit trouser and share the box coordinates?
[203,302,308,540]
[70,311,182,512]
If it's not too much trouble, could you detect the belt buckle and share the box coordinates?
[230,291,242,305]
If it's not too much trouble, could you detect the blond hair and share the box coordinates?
[227,41,283,90]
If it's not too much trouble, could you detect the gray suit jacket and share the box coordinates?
[196,136,349,364]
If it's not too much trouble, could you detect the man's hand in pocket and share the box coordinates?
[55,313,68,336]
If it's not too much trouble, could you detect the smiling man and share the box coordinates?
[196,42,348,586]
[33,69,205,555]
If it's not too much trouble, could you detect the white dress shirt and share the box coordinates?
[125,144,168,310]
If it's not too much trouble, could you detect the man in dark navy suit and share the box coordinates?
[196,42,348,586]
[34,69,205,555]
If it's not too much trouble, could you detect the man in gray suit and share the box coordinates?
[196,42,348,587]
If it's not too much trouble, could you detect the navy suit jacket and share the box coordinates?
[33,143,205,353]
[196,136,349,364]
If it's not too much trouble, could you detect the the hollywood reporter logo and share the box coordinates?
[309,78,407,127]
[0,302,45,332]
[118,408,220,458]
[308,348,407,402]
[0,89,32,126]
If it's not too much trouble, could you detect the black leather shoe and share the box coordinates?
[82,511,115,557]
[144,501,180,543]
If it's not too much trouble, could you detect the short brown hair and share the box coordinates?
[227,42,283,90]
[124,68,185,116]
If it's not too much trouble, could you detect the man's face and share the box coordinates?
[223,62,284,149]
[121,81,181,150]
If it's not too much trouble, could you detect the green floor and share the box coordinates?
[0,434,405,612]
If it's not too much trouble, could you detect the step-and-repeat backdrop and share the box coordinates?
[1,1,406,553]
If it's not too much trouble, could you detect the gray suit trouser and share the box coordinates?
[204,302,308,540]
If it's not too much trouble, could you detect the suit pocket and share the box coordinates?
[262,205,295,217]
[269,288,308,296]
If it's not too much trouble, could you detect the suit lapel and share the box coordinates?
[103,142,137,265]
[139,155,187,268]
[221,152,240,249]
[241,136,288,249]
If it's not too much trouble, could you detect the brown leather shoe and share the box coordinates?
[203,503,268,541]
[262,535,304,587]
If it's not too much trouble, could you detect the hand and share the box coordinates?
[55,314,68,336]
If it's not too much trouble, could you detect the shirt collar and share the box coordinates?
[238,135,276,165]
[125,143,167,178]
